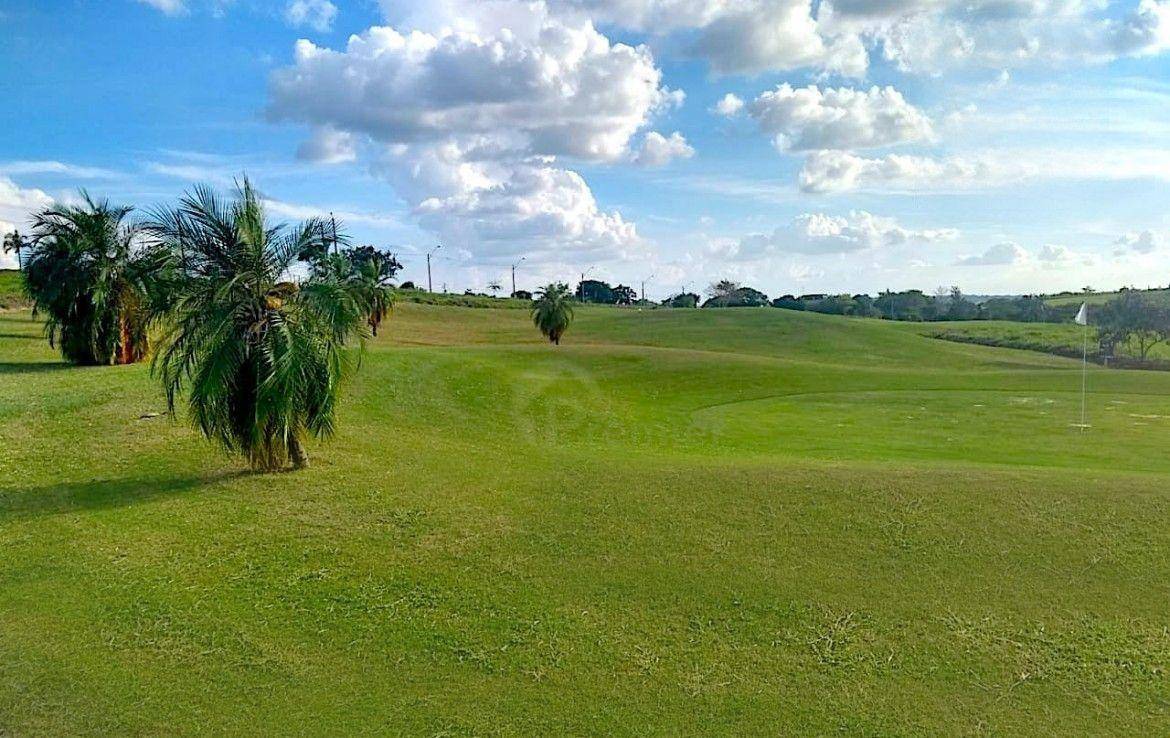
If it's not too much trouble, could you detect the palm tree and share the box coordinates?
[532,282,574,345]
[149,178,367,471]
[487,279,502,297]
[3,229,26,271]
[23,194,168,365]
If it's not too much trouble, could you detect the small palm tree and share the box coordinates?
[23,194,168,365]
[487,279,502,297]
[3,229,26,271]
[350,252,396,337]
[532,282,574,345]
[149,178,367,471]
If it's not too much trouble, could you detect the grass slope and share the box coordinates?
[1046,287,1170,307]
[0,269,25,310]
[927,320,1170,364]
[3,305,1170,734]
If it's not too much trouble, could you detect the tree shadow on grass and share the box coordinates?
[0,470,250,520]
[0,361,75,374]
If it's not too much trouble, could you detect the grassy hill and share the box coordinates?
[926,320,1170,364]
[0,269,25,309]
[3,304,1170,734]
[1045,286,1170,307]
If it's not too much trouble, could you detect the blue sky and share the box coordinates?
[3,0,1170,298]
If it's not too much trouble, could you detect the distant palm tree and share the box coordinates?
[352,253,396,337]
[149,178,367,471]
[487,279,502,297]
[532,282,574,345]
[23,194,168,365]
[3,229,26,271]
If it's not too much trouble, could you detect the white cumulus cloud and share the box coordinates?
[296,127,357,164]
[748,84,934,152]
[733,210,958,258]
[713,93,744,116]
[798,150,1001,193]
[269,9,677,262]
[632,131,694,167]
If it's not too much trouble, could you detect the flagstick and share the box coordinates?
[1080,320,1088,431]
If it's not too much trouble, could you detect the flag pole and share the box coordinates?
[1075,301,1089,431]
[1080,320,1087,431]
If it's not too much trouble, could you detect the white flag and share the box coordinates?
[1075,302,1088,326]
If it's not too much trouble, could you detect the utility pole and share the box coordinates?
[511,255,526,297]
[427,244,442,293]
[641,273,655,303]
[579,266,594,302]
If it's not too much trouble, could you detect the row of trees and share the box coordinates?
[12,180,575,470]
[645,281,1085,324]
[1095,291,1170,360]
[15,180,400,471]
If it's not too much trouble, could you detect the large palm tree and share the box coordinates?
[532,282,574,345]
[149,178,367,471]
[23,194,167,365]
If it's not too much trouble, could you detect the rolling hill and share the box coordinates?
[2,303,1169,734]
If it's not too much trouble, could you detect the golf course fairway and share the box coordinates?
[2,303,1168,734]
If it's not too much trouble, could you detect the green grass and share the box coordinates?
[1045,287,1170,307]
[0,269,25,310]
[3,304,1170,734]
[927,320,1170,364]
[395,288,533,309]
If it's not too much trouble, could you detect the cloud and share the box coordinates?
[956,241,1028,266]
[1113,229,1163,254]
[713,93,744,116]
[285,0,338,31]
[263,199,404,230]
[269,19,679,163]
[296,127,356,164]
[827,0,1170,73]
[136,0,187,15]
[396,0,1170,80]
[685,1,868,76]
[1037,243,1073,262]
[0,177,53,269]
[799,150,997,193]
[0,161,119,179]
[747,84,933,152]
[632,131,694,167]
[409,159,643,261]
[269,9,673,263]
[733,210,958,259]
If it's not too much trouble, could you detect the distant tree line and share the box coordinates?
[636,280,1090,324]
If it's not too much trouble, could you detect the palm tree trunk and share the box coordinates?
[118,314,132,365]
[289,435,310,469]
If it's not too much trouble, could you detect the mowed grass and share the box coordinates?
[0,269,25,310]
[3,304,1170,735]
[925,319,1170,363]
[1046,287,1170,307]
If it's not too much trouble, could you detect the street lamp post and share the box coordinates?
[641,273,655,303]
[427,244,442,293]
[511,256,526,297]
